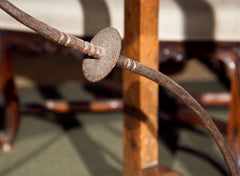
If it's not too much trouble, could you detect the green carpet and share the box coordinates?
[0,80,231,176]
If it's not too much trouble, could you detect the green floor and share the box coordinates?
[0,56,232,175]
[0,81,230,176]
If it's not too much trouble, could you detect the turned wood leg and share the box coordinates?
[0,36,19,152]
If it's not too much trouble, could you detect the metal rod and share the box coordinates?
[0,1,238,175]
[0,0,104,58]
[117,55,238,176]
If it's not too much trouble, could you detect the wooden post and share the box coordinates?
[123,0,159,175]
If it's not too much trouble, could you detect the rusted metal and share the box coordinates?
[117,55,238,175]
[0,0,238,175]
[83,27,121,82]
[0,0,104,59]
[0,0,121,82]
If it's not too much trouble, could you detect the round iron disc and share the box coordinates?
[82,27,121,82]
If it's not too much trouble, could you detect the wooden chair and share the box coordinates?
[0,0,240,175]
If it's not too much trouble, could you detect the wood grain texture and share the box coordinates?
[123,0,159,175]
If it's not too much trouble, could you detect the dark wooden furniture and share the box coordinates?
[1,0,240,175]
[160,42,240,168]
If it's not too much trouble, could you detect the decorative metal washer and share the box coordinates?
[82,27,121,82]
[0,1,238,174]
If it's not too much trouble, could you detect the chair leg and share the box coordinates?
[0,39,19,152]
[226,52,240,169]
[210,50,240,169]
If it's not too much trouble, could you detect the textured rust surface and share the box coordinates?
[0,0,104,58]
[0,0,238,175]
[83,27,121,82]
[117,55,238,176]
